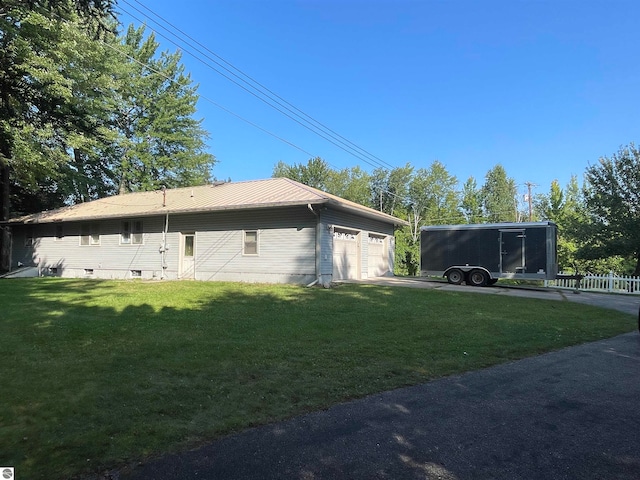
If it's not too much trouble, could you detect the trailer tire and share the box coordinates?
[467,269,489,287]
[446,269,464,285]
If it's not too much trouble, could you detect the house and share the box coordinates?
[4,178,407,284]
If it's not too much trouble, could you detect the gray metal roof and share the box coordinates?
[7,178,408,226]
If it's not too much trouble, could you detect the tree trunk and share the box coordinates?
[0,152,11,273]
[634,250,640,277]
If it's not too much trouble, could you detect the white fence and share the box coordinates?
[545,272,640,294]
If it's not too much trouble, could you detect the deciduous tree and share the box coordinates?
[580,144,640,275]
[0,0,115,270]
[272,156,332,190]
[461,176,484,223]
[481,164,517,222]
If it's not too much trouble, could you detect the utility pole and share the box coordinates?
[524,182,536,221]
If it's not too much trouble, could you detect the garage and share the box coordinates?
[333,228,360,280]
[367,234,389,277]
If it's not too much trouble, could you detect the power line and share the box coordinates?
[117,0,395,171]
[97,39,316,159]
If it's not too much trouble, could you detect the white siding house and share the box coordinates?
[4,178,407,284]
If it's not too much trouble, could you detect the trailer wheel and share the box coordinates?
[446,269,464,285]
[467,269,489,287]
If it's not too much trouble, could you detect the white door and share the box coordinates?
[333,229,359,280]
[180,233,195,279]
[368,234,389,277]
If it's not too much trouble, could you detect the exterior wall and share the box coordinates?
[11,218,167,280]
[320,208,396,280]
[9,204,398,284]
[167,208,316,284]
[10,206,318,284]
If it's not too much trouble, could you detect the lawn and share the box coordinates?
[0,278,635,479]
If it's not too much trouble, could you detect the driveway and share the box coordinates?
[354,276,640,316]
[118,281,640,480]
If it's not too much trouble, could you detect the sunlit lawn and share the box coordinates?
[0,278,635,479]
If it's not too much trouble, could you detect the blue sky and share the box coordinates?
[117,0,639,200]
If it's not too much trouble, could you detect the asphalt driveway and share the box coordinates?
[118,282,640,480]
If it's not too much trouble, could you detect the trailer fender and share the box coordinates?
[443,267,465,285]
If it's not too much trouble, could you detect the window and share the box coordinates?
[121,220,143,245]
[80,223,100,246]
[25,227,34,247]
[243,230,258,255]
[184,235,194,257]
[131,270,142,278]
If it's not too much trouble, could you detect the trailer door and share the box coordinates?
[500,230,525,274]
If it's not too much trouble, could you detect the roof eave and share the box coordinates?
[326,200,408,226]
[3,199,333,225]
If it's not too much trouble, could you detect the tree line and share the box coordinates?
[273,146,640,277]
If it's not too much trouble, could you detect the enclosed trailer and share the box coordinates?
[420,222,558,286]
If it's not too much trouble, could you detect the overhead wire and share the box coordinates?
[50,7,356,173]
[117,0,395,171]
[97,39,317,159]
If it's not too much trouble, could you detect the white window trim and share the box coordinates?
[243,230,259,256]
[120,220,144,245]
[80,223,100,246]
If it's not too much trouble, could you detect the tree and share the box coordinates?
[394,161,462,276]
[1,4,217,272]
[272,157,332,190]
[109,25,215,193]
[370,164,413,216]
[406,161,462,242]
[10,15,121,208]
[481,164,517,222]
[0,0,115,270]
[325,166,372,207]
[580,144,640,275]
[461,176,484,223]
[535,177,580,271]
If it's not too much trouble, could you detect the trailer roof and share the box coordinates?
[420,221,556,231]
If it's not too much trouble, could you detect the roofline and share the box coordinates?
[420,221,556,231]
[324,199,409,226]
[3,198,409,227]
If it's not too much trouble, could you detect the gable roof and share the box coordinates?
[6,178,408,226]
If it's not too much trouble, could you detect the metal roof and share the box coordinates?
[7,178,408,226]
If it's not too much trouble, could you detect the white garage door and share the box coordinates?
[333,229,359,280]
[368,234,389,277]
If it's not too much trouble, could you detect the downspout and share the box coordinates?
[160,213,169,279]
[160,186,168,280]
[307,204,321,287]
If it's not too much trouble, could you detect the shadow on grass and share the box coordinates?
[0,278,635,480]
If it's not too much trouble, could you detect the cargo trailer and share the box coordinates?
[420,222,558,286]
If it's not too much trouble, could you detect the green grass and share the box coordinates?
[0,278,635,479]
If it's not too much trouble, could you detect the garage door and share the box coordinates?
[333,228,359,280]
[368,234,389,277]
